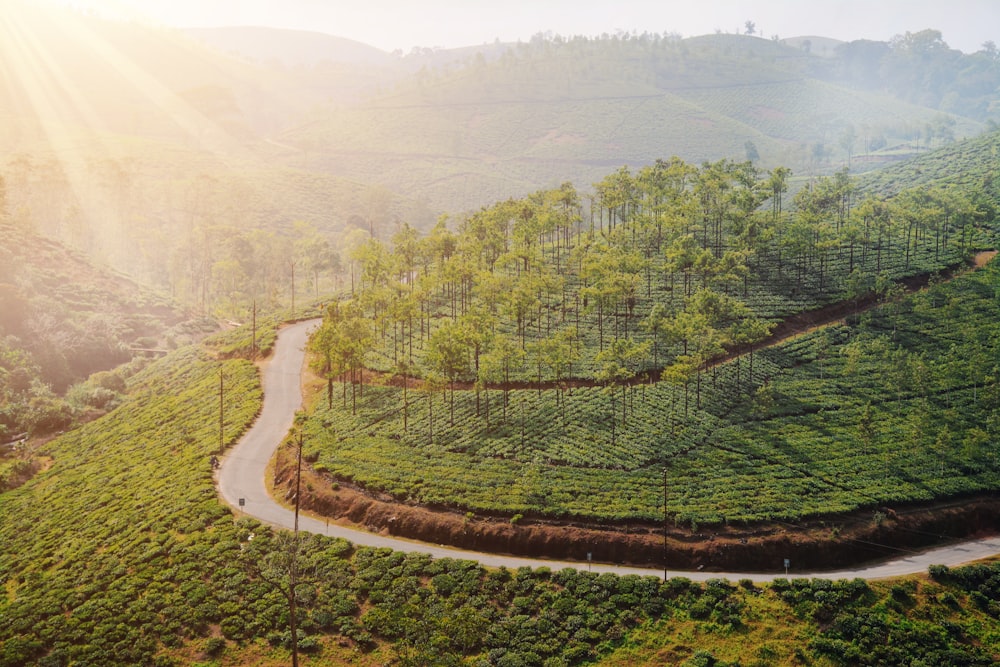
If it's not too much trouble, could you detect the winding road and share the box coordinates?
[217,319,1000,583]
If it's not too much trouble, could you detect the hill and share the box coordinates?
[280,33,982,212]
[0,220,208,443]
[184,26,396,67]
[296,131,1000,564]
[0,3,435,314]
[2,9,1000,666]
[2,6,996,324]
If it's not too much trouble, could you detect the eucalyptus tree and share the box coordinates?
[728,312,773,391]
[309,300,372,414]
[422,371,448,443]
[692,159,763,259]
[352,237,391,295]
[426,319,472,425]
[579,238,645,346]
[694,160,732,254]
[634,158,694,257]
[893,188,941,269]
[308,313,343,410]
[294,221,340,297]
[478,333,524,423]
[456,307,496,415]
[764,166,792,271]
[545,328,580,414]
[831,167,854,229]
[663,233,700,299]
[509,197,543,274]
[640,302,671,367]
[550,181,582,260]
[393,357,413,433]
[594,337,651,428]
[841,210,867,273]
[420,215,458,274]
[855,196,894,272]
[500,268,541,350]
[440,253,478,319]
[687,319,728,409]
[458,200,513,273]
[594,165,634,231]
[391,221,422,284]
[388,284,419,363]
[678,287,758,404]
[797,174,858,287]
[527,327,579,417]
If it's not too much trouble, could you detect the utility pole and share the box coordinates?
[290,432,303,667]
[218,368,224,455]
[663,465,668,581]
[251,298,257,359]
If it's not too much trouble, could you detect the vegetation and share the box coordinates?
[285,31,986,213]
[5,8,996,319]
[3,7,1000,665]
[0,221,217,443]
[304,135,1000,525]
[1,330,998,665]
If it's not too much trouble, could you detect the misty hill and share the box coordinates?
[2,4,998,321]
[0,220,212,440]
[780,35,844,57]
[279,32,983,212]
[184,26,396,67]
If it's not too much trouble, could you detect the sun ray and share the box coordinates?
[0,1,254,265]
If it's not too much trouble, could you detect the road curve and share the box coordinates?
[217,319,1000,583]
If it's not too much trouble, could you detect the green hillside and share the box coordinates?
[1,6,994,323]
[859,126,1000,196]
[302,131,1000,530]
[1,320,999,666]
[2,9,1000,665]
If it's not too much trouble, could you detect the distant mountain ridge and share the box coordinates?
[184,26,395,66]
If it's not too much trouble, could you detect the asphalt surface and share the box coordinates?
[217,318,1000,582]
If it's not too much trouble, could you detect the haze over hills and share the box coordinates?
[1,2,998,316]
[184,26,397,67]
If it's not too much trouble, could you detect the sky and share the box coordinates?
[57,0,999,54]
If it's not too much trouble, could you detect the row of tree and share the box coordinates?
[310,157,992,434]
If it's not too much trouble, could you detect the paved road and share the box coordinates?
[217,319,1000,583]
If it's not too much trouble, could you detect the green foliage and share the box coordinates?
[289,32,985,214]
[0,222,221,439]
[1,333,999,665]
[0,343,264,666]
[304,144,1000,524]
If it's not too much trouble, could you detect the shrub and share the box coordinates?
[219,615,248,641]
[203,636,226,657]
[431,573,457,597]
[25,395,73,435]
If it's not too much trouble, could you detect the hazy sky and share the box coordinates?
[61,0,999,54]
